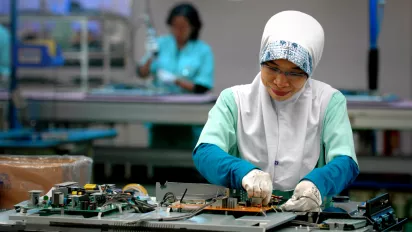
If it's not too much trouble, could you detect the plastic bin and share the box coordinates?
[0,155,92,209]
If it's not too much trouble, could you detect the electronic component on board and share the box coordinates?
[52,192,62,207]
[251,198,262,207]
[28,190,42,207]
[71,196,80,209]
[80,201,88,210]
[227,198,237,209]
[84,184,98,191]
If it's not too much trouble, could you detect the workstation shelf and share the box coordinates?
[1,92,412,173]
[2,93,412,126]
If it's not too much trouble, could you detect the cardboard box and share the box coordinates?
[0,155,92,209]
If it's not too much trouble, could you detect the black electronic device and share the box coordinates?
[363,193,408,231]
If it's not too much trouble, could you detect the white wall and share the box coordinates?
[126,0,412,153]
[135,0,412,99]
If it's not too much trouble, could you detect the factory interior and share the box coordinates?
[0,0,412,231]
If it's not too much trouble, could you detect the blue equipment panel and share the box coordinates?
[0,128,33,140]
[340,89,399,103]
[17,44,64,67]
[0,129,117,148]
[90,85,171,96]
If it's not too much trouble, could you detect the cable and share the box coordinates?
[127,195,226,224]
[281,196,322,224]
[299,196,322,225]
[180,188,187,203]
[158,199,217,222]
[129,189,226,224]
[160,192,176,207]
[102,192,157,214]
[132,198,157,210]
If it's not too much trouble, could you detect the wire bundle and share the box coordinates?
[102,193,156,213]
[128,195,226,224]
[159,192,177,207]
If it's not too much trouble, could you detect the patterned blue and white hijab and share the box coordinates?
[259,10,325,77]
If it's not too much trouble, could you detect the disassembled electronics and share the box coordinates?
[363,193,408,231]
[7,182,408,232]
[157,182,284,215]
[14,182,156,217]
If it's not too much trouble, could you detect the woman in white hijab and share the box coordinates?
[193,11,359,211]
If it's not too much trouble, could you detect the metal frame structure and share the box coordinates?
[0,209,297,232]
[0,11,134,91]
[0,195,378,232]
[8,0,19,129]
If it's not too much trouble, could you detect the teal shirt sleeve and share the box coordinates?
[195,88,237,152]
[304,156,359,198]
[193,143,257,189]
[322,92,358,164]
[193,44,214,89]
[303,92,360,198]
[193,88,258,188]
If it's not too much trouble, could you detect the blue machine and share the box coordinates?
[368,0,385,91]
[8,0,19,129]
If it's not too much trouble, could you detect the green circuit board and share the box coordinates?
[15,201,131,216]
[14,182,156,217]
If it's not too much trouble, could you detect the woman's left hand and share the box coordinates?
[280,180,322,212]
[158,70,177,84]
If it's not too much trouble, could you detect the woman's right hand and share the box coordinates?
[241,169,273,205]
[138,58,152,77]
